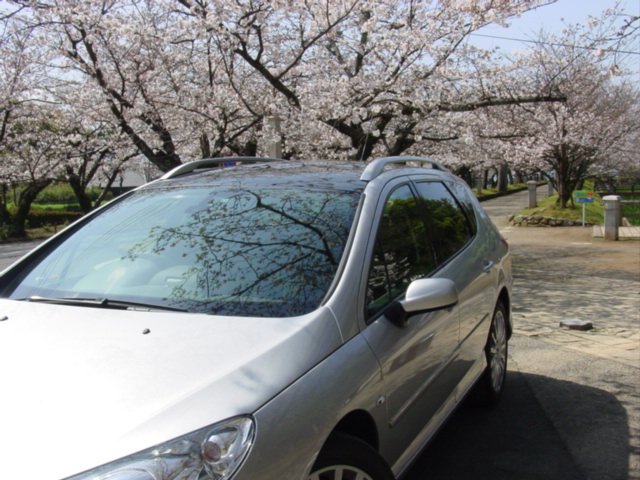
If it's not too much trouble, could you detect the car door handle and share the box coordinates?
[482,260,494,274]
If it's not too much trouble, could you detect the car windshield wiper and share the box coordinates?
[23,296,187,312]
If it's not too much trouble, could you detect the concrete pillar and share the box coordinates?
[475,175,483,195]
[266,116,282,159]
[527,180,537,208]
[603,195,621,241]
[547,181,555,197]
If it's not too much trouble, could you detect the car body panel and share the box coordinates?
[231,334,386,480]
[0,299,342,479]
[362,306,460,462]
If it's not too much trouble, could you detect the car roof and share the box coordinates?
[146,160,367,193]
[143,156,452,193]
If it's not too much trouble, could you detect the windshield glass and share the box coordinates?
[4,186,360,317]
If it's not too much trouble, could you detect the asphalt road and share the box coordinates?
[0,239,43,271]
[1,186,638,479]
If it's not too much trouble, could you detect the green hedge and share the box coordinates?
[11,209,84,228]
[34,184,112,204]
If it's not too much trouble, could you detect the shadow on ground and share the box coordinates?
[402,370,628,480]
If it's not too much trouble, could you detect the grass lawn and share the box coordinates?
[474,183,529,197]
[517,194,605,225]
[7,202,82,212]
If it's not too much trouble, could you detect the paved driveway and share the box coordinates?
[0,239,43,271]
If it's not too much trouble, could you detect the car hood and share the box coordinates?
[0,299,342,479]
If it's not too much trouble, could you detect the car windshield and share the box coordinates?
[5,186,360,317]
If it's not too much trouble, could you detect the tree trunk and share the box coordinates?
[555,153,575,208]
[498,163,509,193]
[12,179,53,237]
[555,169,578,209]
[94,168,121,207]
[0,184,10,231]
[454,165,473,187]
[67,170,93,214]
[0,203,11,233]
[200,132,211,159]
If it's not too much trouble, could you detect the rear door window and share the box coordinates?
[414,181,473,266]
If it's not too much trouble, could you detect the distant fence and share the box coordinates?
[594,179,640,194]
[595,179,640,225]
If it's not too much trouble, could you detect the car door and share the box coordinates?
[361,182,460,459]
[413,180,494,385]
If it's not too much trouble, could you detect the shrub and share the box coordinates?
[35,183,76,203]
[0,224,12,241]
[12,209,84,228]
[35,183,113,204]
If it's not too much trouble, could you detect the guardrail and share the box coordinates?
[595,179,640,194]
[603,196,640,223]
[603,196,640,240]
[620,199,640,224]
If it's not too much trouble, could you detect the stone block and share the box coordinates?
[560,319,594,331]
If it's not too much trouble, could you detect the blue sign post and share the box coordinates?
[574,191,595,226]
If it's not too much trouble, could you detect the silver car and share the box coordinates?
[0,156,512,480]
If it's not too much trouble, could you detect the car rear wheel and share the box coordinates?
[308,432,395,480]
[474,301,508,406]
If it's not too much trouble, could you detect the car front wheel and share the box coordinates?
[308,432,395,480]
[475,301,508,406]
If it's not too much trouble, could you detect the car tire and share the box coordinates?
[308,432,395,480]
[474,301,508,406]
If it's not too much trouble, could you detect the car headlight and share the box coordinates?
[67,416,255,480]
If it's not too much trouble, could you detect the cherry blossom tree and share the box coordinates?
[467,21,640,208]
[7,0,564,171]
[178,0,562,161]
[11,0,267,171]
[62,122,138,213]
[53,80,141,212]
[3,0,634,214]
[0,104,72,236]
[0,5,133,237]
[0,3,63,232]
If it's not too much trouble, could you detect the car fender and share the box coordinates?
[233,333,386,480]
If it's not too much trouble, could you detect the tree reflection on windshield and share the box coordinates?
[121,187,359,316]
[6,186,359,317]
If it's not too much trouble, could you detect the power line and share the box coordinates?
[470,33,640,56]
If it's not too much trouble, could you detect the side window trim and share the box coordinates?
[364,183,438,322]
[360,181,411,325]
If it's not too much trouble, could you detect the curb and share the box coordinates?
[508,214,592,227]
[476,183,545,202]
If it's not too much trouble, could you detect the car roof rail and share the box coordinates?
[360,156,448,182]
[160,157,286,180]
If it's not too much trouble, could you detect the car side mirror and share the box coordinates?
[386,278,459,328]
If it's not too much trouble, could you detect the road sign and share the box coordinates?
[574,190,594,199]
[573,191,596,226]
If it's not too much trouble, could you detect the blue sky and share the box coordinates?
[471,0,639,50]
